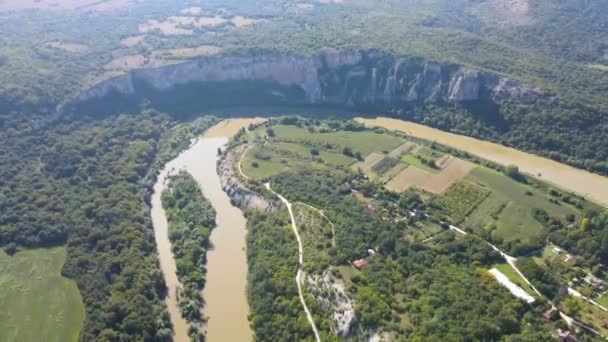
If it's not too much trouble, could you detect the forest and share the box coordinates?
[0,108,216,340]
[162,171,216,338]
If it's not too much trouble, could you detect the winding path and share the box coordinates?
[265,183,321,342]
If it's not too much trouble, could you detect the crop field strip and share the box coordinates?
[371,156,400,175]
[385,156,475,194]
[435,181,491,222]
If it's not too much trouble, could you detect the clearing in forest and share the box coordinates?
[0,247,84,342]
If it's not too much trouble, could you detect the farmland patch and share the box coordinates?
[371,156,399,175]
[435,181,490,222]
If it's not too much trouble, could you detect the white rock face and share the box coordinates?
[306,271,356,337]
[75,50,544,109]
[448,69,481,101]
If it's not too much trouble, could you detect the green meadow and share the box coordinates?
[0,247,84,342]
[464,167,578,244]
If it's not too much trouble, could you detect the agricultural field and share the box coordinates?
[386,157,474,194]
[351,152,385,175]
[388,142,417,158]
[271,125,403,156]
[371,156,400,175]
[463,167,579,246]
[400,154,438,173]
[0,247,84,342]
[386,167,433,193]
[435,182,490,222]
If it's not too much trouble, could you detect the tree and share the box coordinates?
[580,217,590,231]
[266,128,275,137]
[504,164,521,180]
[342,147,353,157]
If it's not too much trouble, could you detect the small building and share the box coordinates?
[353,259,367,270]
[553,247,563,255]
[557,329,576,342]
[367,249,376,256]
[543,308,558,321]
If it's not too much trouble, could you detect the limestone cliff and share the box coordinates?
[76,50,544,110]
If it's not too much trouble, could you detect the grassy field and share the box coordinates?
[595,294,608,308]
[272,125,403,156]
[0,247,84,342]
[241,140,357,180]
[405,220,445,242]
[400,154,438,173]
[492,263,537,298]
[464,167,578,244]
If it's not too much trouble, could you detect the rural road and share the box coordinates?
[445,222,602,336]
[265,183,321,342]
[446,223,543,298]
[238,145,252,181]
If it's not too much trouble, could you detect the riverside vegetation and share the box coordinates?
[162,171,216,339]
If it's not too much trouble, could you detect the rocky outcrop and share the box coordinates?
[218,145,273,212]
[75,50,545,110]
[306,271,356,337]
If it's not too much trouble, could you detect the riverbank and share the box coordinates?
[150,118,264,341]
[357,117,608,208]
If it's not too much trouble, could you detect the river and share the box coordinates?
[150,118,264,342]
[357,117,608,208]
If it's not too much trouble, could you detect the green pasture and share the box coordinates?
[464,167,578,244]
[272,125,403,155]
[0,247,84,342]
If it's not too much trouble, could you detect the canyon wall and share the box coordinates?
[76,50,544,111]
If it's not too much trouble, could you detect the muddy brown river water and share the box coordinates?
[151,118,264,342]
[357,117,608,208]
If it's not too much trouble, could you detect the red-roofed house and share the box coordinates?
[353,258,367,270]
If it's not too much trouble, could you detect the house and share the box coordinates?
[542,308,558,321]
[557,329,576,342]
[353,259,367,270]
